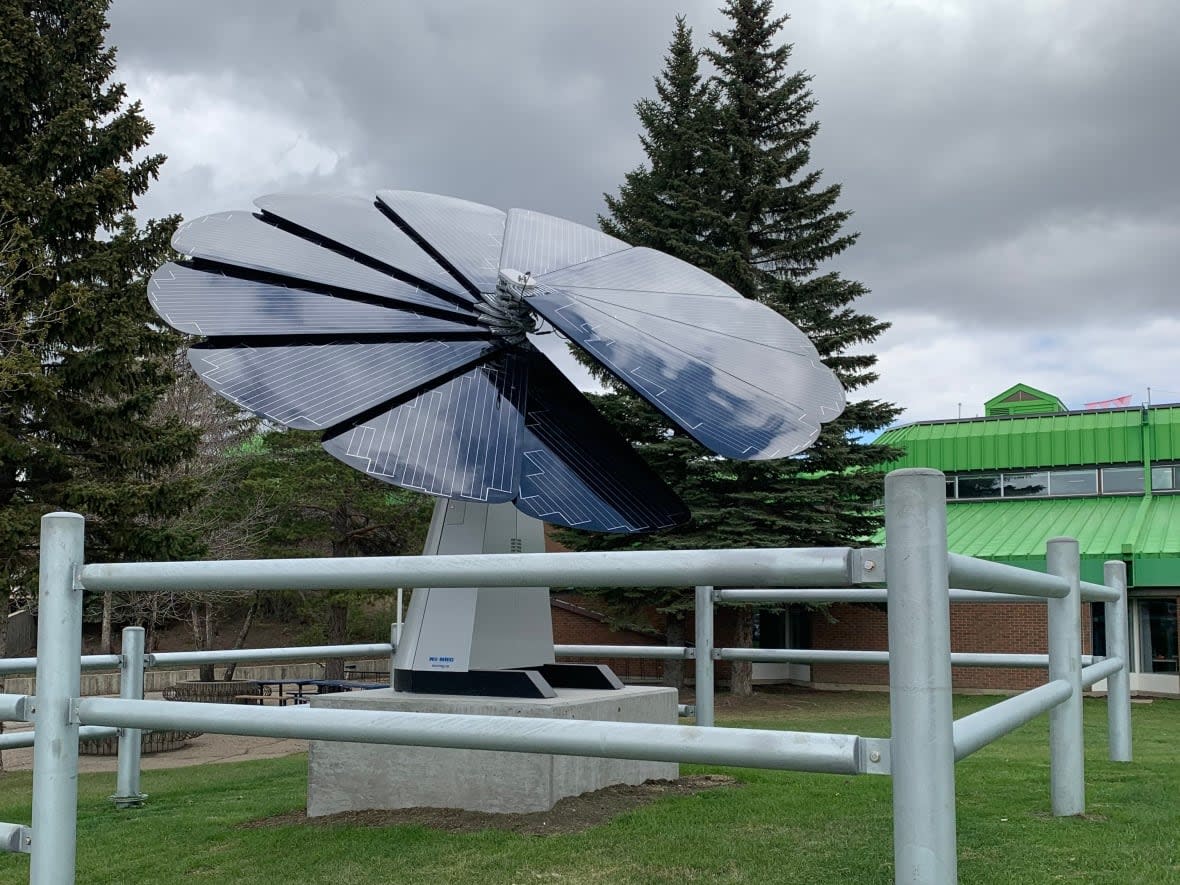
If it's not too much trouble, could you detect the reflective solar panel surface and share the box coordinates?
[189,339,497,430]
[322,351,526,503]
[148,189,846,532]
[149,262,478,337]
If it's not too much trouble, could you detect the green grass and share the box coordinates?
[0,693,1177,884]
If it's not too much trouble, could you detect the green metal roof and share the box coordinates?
[870,495,1180,587]
[876,405,1180,472]
[944,498,1142,560]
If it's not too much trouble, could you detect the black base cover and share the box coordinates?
[393,663,624,698]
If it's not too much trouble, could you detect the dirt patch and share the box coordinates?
[241,774,737,836]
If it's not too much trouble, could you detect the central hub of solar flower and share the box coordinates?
[476,268,540,344]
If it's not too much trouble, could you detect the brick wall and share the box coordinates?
[810,602,1094,691]
[549,597,668,681]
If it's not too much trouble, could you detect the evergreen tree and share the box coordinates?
[561,2,901,694]
[0,0,201,625]
[226,431,434,678]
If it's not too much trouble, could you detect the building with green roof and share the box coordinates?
[803,385,1179,696]
[873,385,1179,695]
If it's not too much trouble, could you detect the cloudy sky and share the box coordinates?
[105,0,1179,424]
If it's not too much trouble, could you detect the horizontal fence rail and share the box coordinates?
[952,680,1073,761]
[79,547,863,594]
[0,644,394,679]
[77,698,879,776]
[0,727,118,752]
[947,553,1070,598]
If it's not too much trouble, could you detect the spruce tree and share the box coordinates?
[0,0,201,626]
[561,2,901,695]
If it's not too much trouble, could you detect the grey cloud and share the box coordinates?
[105,0,1179,336]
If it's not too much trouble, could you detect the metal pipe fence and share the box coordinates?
[0,468,1135,885]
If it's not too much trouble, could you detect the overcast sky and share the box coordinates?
[105,0,1179,424]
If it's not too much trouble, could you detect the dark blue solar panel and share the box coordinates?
[377,191,505,295]
[188,339,497,431]
[254,194,475,303]
[321,351,527,502]
[171,211,470,318]
[149,262,480,337]
[540,245,742,299]
[515,351,689,533]
[528,285,840,460]
[500,209,628,278]
[564,287,820,358]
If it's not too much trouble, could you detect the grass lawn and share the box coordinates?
[0,692,1176,884]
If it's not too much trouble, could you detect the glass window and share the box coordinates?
[945,478,956,499]
[1002,472,1048,497]
[1091,603,1107,657]
[787,605,812,650]
[957,475,1001,498]
[1102,466,1145,494]
[1151,466,1176,491]
[755,610,787,649]
[1049,470,1097,496]
[1138,600,1178,674]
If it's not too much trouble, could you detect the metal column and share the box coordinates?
[1103,560,1132,762]
[30,513,85,885]
[694,585,714,727]
[111,626,147,808]
[885,468,958,885]
[1046,537,1085,816]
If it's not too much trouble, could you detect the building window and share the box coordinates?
[1152,466,1176,491]
[1003,472,1049,497]
[947,463,1177,500]
[1102,466,1144,494]
[1049,470,1098,496]
[1138,600,1178,674]
[958,475,1001,498]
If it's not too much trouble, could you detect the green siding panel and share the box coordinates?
[875,408,1161,471]
[1149,408,1180,461]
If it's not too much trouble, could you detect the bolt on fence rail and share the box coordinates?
[0,469,1134,885]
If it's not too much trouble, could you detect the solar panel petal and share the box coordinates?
[254,194,474,303]
[500,208,629,278]
[149,262,480,337]
[188,339,498,431]
[528,284,839,460]
[377,190,505,295]
[516,351,689,532]
[171,210,469,317]
[321,351,527,503]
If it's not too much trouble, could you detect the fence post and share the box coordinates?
[111,626,147,808]
[694,585,714,727]
[885,468,957,885]
[30,513,85,885]
[1046,537,1085,816]
[1103,560,1132,762]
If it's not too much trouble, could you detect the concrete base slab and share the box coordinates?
[307,685,679,815]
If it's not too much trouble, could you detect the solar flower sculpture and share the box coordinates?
[149,191,845,696]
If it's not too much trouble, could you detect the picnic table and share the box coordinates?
[240,678,388,705]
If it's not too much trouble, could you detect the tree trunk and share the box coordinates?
[223,591,261,681]
[323,600,348,679]
[663,613,687,691]
[100,591,114,655]
[729,607,754,697]
[190,603,215,681]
